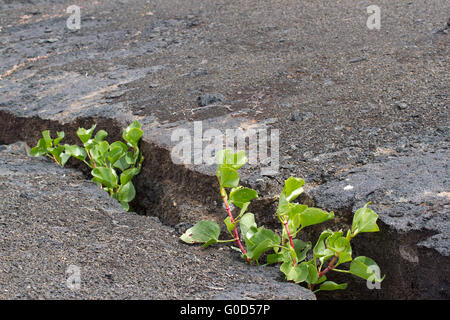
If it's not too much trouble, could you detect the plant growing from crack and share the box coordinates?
[180,149,384,293]
[30,121,144,211]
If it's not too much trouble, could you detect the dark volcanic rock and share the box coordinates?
[0,143,315,300]
[309,150,450,299]
[198,93,225,106]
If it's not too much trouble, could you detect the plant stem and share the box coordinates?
[283,219,297,266]
[220,186,250,264]
[309,254,339,291]
[86,150,96,168]
[51,154,60,166]
[318,254,338,278]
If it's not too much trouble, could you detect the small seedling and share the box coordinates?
[30,121,144,211]
[180,149,384,293]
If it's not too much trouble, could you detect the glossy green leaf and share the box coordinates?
[224,216,236,234]
[318,281,348,291]
[117,181,136,203]
[299,208,334,228]
[30,138,48,157]
[60,152,71,167]
[216,149,247,170]
[120,201,130,211]
[180,220,221,245]
[120,167,140,185]
[246,228,280,261]
[281,261,309,284]
[349,256,384,282]
[91,167,118,189]
[229,187,258,208]
[283,177,305,202]
[107,147,125,165]
[42,130,52,147]
[64,144,87,161]
[110,141,128,153]
[77,125,96,145]
[305,262,319,285]
[123,127,143,147]
[94,130,108,142]
[239,212,257,244]
[313,230,333,258]
[53,131,65,146]
[219,167,239,188]
[351,203,380,236]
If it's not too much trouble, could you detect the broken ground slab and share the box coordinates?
[308,148,449,299]
[0,143,315,300]
[0,0,448,299]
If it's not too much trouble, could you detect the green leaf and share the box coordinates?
[49,145,64,164]
[299,208,334,228]
[120,167,140,185]
[216,149,247,170]
[281,261,309,283]
[318,281,348,291]
[108,147,126,166]
[236,202,250,219]
[326,231,348,253]
[246,228,280,261]
[224,216,236,234]
[277,193,291,217]
[285,203,308,233]
[123,127,143,147]
[91,167,118,189]
[42,130,53,147]
[30,138,47,157]
[313,230,333,258]
[77,125,96,145]
[125,150,137,165]
[349,256,384,282]
[219,167,239,188]
[113,157,131,171]
[94,130,108,142]
[351,203,380,237]
[117,181,136,203]
[60,152,71,167]
[90,140,109,164]
[110,141,128,153]
[305,262,319,285]
[180,220,221,245]
[53,131,65,146]
[229,187,258,208]
[292,239,311,262]
[239,213,257,244]
[64,144,87,161]
[120,201,130,211]
[283,177,305,202]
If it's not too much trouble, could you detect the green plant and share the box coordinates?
[30,121,144,211]
[180,149,384,293]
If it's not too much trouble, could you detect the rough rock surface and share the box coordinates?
[309,142,449,299]
[0,143,315,300]
[0,0,448,299]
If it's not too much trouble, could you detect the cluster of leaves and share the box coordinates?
[180,150,384,293]
[30,121,144,211]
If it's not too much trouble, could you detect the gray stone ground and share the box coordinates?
[0,142,315,300]
[0,0,448,299]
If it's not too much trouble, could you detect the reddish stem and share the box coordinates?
[318,254,338,278]
[283,219,297,266]
[51,154,60,166]
[221,188,250,264]
[309,254,339,291]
